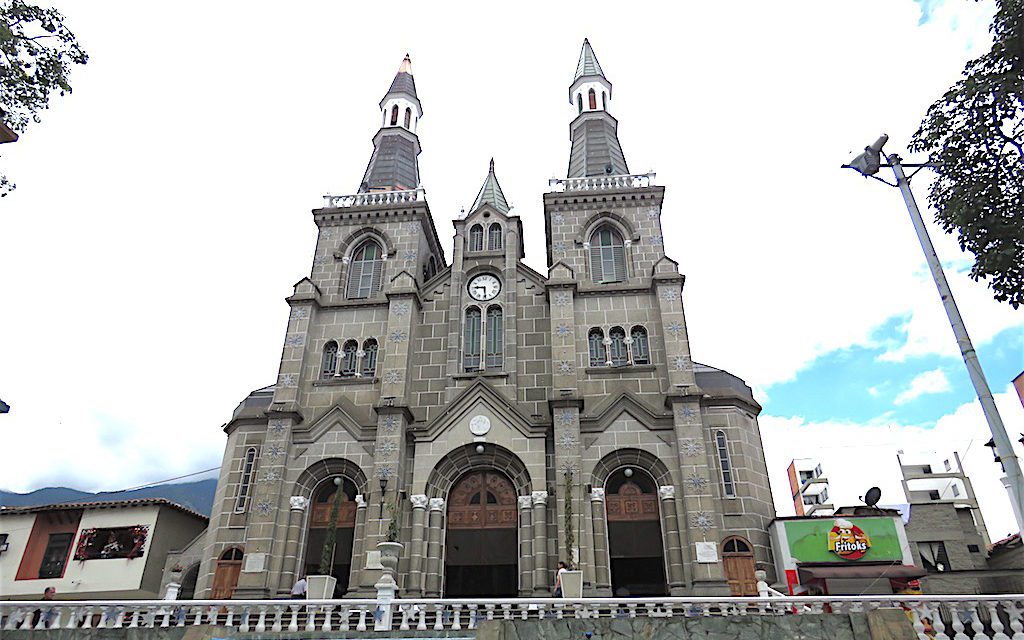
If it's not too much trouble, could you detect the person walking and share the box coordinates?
[291,575,308,599]
[553,561,568,598]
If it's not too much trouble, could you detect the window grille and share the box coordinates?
[485,305,503,369]
[588,328,606,367]
[362,339,378,376]
[469,225,484,252]
[464,307,481,371]
[341,340,358,376]
[630,326,650,364]
[609,326,628,366]
[488,224,503,250]
[322,341,339,378]
[716,431,736,497]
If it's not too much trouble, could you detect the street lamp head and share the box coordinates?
[845,134,889,176]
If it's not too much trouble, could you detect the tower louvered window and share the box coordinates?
[347,240,384,299]
[464,307,481,371]
[404,108,412,128]
[590,226,626,284]
[390,105,399,126]
[609,326,628,366]
[488,223,502,250]
[588,328,606,367]
[322,341,339,378]
[341,340,358,376]
[361,339,378,376]
[588,88,597,110]
[469,225,484,252]
[485,305,503,369]
[631,326,650,365]
[716,431,736,497]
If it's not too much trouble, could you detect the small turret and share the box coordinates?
[565,39,629,178]
[359,55,424,192]
[569,38,612,114]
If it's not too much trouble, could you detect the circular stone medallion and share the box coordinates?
[469,415,491,436]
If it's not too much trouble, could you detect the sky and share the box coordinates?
[1,1,1022,537]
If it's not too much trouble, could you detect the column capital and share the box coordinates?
[590,488,605,502]
[518,495,533,509]
[658,485,676,500]
[531,490,548,506]
[355,494,367,508]
[288,496,308,511]
[410,494,429,510]
[428,497,445,512]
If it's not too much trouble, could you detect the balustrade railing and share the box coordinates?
[3,596,1024,638]
[322,187,426,208]
[548,172,656,193]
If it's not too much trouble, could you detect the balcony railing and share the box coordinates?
[4,595,1024,638]
[548,172,656,193]
[322,188,426,209]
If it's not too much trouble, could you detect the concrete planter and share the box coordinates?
[376,541,403,577]
[306,574,337,599]
[560,570,583,598]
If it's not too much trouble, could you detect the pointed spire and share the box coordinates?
[471,158,510,214]
[360,54,424,193]
[574,38,605,82]
[383,53,418,103]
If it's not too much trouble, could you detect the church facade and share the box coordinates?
[192,41,776,600]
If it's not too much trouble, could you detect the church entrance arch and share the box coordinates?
[605,467,668,596]
[303,477,358,596]
[444,470,518,596]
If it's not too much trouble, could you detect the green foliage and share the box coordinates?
[563,471,575,570]
[910,0,1024,308]
[319,480,345,575]
[384,498,400,542]
[0,0,88,195]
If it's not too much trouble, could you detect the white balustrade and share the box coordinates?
[2,595,1024,634]
[548,172,656,193]
[321,188,425,209]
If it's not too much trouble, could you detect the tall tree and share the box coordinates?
[910,0,1023,308]
[0,0,88,196]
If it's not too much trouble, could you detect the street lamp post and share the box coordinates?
[845,134,1024,533]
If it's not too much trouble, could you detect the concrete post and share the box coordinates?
[532,491,549,594]
[406,494,428,596]
[346,495,367,595]
[659,485,686,593]
[589,488,611,595]
[280,496,307,593]
[424,498,444,597]
[517,495,534,595]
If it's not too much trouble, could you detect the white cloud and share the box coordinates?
[893,368,952,404]
[761,385,1024,540]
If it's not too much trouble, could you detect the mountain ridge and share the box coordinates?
[0,478,218,517]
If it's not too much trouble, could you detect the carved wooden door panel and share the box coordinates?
[447,471,518,529]
[606,480,659,522]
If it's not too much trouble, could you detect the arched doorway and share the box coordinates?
[211,548,243,599]
[605,468,667,596]
[303,477,358,597]
[722,536,757,595]
[179,563,200,599]
[444,470,518,596]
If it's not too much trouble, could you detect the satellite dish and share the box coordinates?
[864,487,881,507]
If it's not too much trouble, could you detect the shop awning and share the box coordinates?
[798,565,925,580]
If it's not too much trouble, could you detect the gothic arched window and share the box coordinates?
[464,306,482,371]
[347,240,384,299]
[488,223,502,251]
[390,104,399,126]
[577,94,583,114]
[427,256,437,279]
[588,88,597,110]
[322,341,339,378]
[609,326,627,366]
[235,447,257,513]
[589,225,626,284]
[341,340,358,376]
[588,328,606,367]
[631,325,650,365]
[361,339,378,377]
[404,107,412,128]
[716,430,736,497]
[485,305,503,369]
[469,224,484,252]
[602,91,607,109]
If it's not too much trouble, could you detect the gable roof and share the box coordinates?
[0,498,208,522]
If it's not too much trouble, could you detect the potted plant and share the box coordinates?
[559,470,584,598]
[307,478,344,599]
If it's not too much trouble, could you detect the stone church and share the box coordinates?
[189,41,777,600]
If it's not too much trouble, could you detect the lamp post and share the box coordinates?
[844,134,1024,533]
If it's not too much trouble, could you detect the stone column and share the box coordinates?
[532,491,549,594]
[517,496,534,595]
[405,495,428,596]
[659,485,686,594]
[589,489,611,595]
[423,498,445,597]
[346,495,367,595]
[278,496,307,594]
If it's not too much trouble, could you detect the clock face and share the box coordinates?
[468,274,501,301]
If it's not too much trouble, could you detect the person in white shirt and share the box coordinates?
[291,575,307,599]
[553,561,568,597]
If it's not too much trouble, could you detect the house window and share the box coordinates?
[588,88,596,110]
[464,307,481,371]
[928,490,941,500]
[73,526,149,560]
[341,340,358,376]
[716,430,736,497]
[321,341,339,379]
[589,226,625,284]
[588,328,606,367]
[390,104,399,126]
[469,225,484,252]
[347,240,384,299]
[235,447,257,513]
[38,533,73,579]
[919,542,950,573]
[404,107,411,128]
[630,326,649,365]
[952,484,960,497]
[968,544,980,553]
[609,326,627,366]
[485,305,503,369]
[361,339,378,376]
[488,223,502,251]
